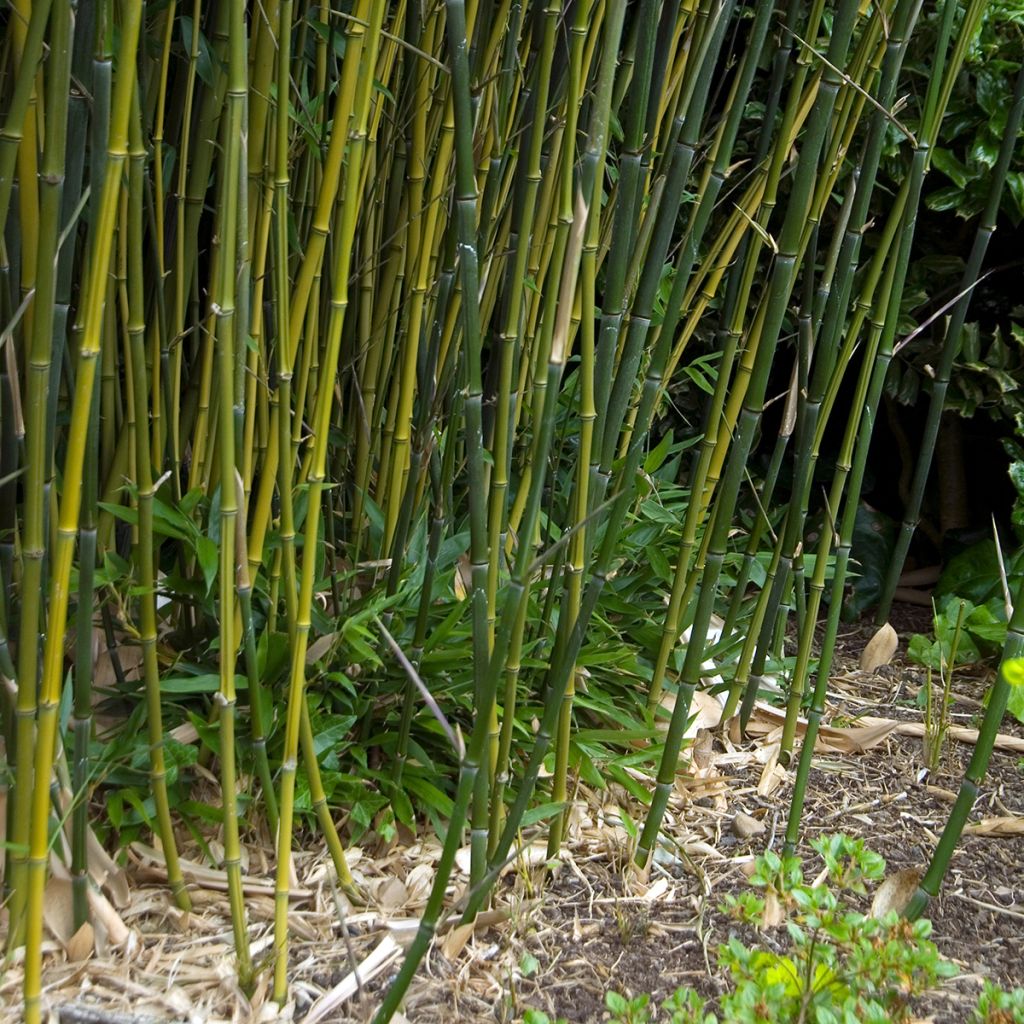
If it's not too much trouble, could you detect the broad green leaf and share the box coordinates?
[932,147,969,188]
[160,673,246,694]
[196,536,219,596]
[1005,658,1024,724]
[179,16,218,87]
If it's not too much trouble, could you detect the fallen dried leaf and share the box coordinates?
[964,816,1024,837]
[758,761,788,798]
[440,919,476,960]
[376,877,408,911]
[130,843,312,899]
[65,923,94,962]
[692,728,715,769]
[454,555,472,601]
[871,868,921,918]
[305,631,337,665]
[303,935,400,1024]
[730,812,766,839]
[42,876,75,945]
[894,722,1024,753]
[762,889,784,928]
[860,622,898,671]
[745,704,899,753]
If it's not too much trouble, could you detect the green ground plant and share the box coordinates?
[598,838,1024,1024]
[523,837,997,1024]
[706,837,955,1024]
[917,598,965,772]
[972,981,1024,1022]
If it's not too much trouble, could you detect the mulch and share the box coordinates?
[2,604,1022,1023]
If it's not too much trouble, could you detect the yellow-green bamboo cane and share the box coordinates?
[273,4,383,999]
[24,9,145,1021]
[8,0,65,953]
[125,89,191,911]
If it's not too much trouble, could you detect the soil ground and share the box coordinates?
[3,604,1022,1023]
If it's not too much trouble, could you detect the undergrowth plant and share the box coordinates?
[710,837,955,1024]
[606,838,955,1024]
[522,836,998,1024]
[972,982,1024,1023]
[916,597,967,772]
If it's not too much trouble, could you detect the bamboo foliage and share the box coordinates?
[0,1,1015,1020]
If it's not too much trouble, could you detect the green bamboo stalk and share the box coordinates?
[148,2,177,474]
[905,579,1024,920]
[1,255,19,913]
[381,33,448,556]
[485,0,559,663]
[586,0,664,522]
[376,7,628,1016]
[472,0,631,902]
[0,243,15,607]
[267,0,309,646]
[126,90,193,911]
[394,455,447,787]
[645,3,776,676]
[877,60,1024,624]
[299,700,356,890]
[719,168,860,650]
[529,0,602,858]
[553,0,738,855]
[242,0,298,839]
[166,0,203,501]
[599,0,729,473]
[737,0,913,726]
[0,0,54,246]
[491,0,592,863]
[636,0,863,867]
[778,232,906,761]
[437,0,495,894]
[233,468,277,836]
[71,387,99,929]
[69,70,98,944]
[6,0,63,946]
[6,0,69,951]
[392,261,455,788]
[539,0,597,858]
[644,0,818,709]
[774,151,921,757]
[210,0,254,987]
[382,16,446,557]
[785,0,987,841]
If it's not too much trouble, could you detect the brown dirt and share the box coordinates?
[4,605,1023,1023]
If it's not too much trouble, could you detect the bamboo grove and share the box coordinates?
[0,0,1020,1020]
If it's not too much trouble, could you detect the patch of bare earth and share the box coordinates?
[3,606,1022,1023]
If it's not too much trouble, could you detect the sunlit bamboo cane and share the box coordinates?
[24,11,147,1020]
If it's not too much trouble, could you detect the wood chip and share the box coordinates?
[440,919,476,960]
[57,1006,172,1024]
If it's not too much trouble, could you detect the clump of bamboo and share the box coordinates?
[0,3,1016,1022]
